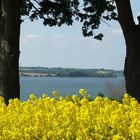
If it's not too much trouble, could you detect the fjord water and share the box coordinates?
[20,77,125,101]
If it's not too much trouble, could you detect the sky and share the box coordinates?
[19,1,140,70]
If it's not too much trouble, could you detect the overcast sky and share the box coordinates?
[19,1,140,70]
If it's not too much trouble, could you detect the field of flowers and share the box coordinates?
[0,89,140,139]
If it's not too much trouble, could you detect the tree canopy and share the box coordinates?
[22,0,117,40]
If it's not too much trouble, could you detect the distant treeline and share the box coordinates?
[19,67,123,77]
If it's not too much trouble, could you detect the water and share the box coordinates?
[20,77,125,101]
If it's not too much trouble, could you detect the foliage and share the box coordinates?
[78,0,117,39]
[19,67,123,77]
[0,89,140,139]
[21,0,117,40]
[21,0,79,26]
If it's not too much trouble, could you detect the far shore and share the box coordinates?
[20,72,123,78]
[19,67,123,78]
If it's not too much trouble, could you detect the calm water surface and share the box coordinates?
[20,77,125,101]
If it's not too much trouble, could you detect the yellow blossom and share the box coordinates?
[0,90,139,139]
[79,88,87,96]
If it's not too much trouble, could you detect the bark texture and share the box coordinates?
[115,0,140,101]
[0,0,20,104]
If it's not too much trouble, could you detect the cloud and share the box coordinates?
[21,34,47,48]
[20,22,125,69]
[51,34,69,45]
[25,34,45,41]
[26,34,39,39]
[21,34,43,42]
[112,29,122,36]
[52,34,64,40]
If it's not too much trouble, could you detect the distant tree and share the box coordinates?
[69,71,89,77]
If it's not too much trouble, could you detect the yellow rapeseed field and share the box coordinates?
[0,89,139,140]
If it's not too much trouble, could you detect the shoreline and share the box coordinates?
[19,67,123,78]
[20,72,122,78]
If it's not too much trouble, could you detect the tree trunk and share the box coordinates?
[0,0,20,104]
[124,28,140,102]
[115,0,140,102]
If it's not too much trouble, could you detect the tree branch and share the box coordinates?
[114,0,136,43]
[32,0,40,4]
[114,0,135,28]
[30,1,46,20]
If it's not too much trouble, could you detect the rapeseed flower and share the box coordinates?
[0,92,139,139]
